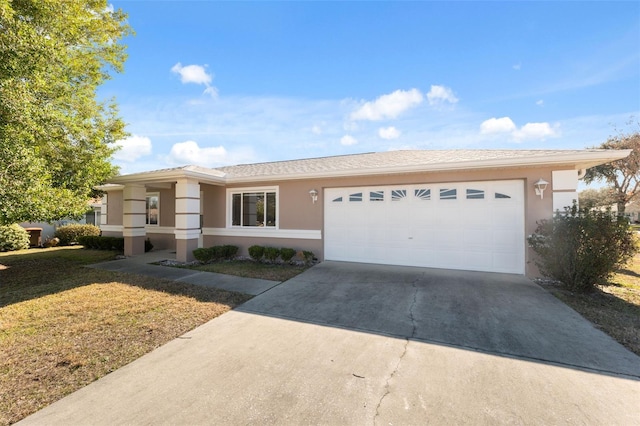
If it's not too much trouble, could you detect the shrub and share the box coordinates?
[248,245,264,261]
[193,245,239,263]
[55,224,100,246]
[0,224,30,252]
[78,236,125,251]
[222,245,238,259]
[193,247,214,263]
[301,250,315,265]
[280,247,296,263]
[263,247,280,262]
[528,203,637,292]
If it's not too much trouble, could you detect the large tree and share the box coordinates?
[578,187,617,210]
[0,0,131,224]
[583,124,640,215]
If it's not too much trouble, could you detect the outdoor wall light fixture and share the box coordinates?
[309,189,318,204]
[534,178,549,199]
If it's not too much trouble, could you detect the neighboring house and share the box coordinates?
[97,149,630,276]
[20,200,102,244]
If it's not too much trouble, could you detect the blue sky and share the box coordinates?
[102,1,640,175]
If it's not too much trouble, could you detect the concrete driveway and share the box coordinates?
[20,262,640,425]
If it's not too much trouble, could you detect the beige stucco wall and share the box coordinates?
[106,190,123,226]
[106,165,575,276]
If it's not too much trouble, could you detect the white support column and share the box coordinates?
[100,194,108,226]
[175,178,200,262]
[552,170,579,212]
[123,184,147,256]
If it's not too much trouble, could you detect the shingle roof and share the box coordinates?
[108,149,630,185]
[214,149,613,179]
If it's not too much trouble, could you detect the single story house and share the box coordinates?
[97,149,630,276]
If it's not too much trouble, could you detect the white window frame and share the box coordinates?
[145,192,160,226]
[226,186,279,229]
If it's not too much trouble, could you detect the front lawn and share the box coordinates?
[0,247,251,425]
[187,259,310,282]
[539,255,640,356]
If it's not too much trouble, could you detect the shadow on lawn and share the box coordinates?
[0,249,250,308]
[613,267,640,280]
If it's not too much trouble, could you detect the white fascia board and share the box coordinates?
[108,169,226,186]
[94,184,125,191]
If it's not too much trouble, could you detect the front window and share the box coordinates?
[146,193,159,225]
[231,190,277,227]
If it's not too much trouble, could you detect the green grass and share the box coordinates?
[187,259,310,282]
[539,255,640,356]
[0,247,251,425]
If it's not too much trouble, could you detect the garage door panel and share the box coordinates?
[324,181,524,274]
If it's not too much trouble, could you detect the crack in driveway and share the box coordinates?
[373,277,421,425]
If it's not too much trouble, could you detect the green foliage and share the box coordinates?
[578,187,617,210]
[248,245,264,262]
[78,236,124,251]
[193,248,214,263]
[145,238,153,253]
[263,247,281,262]
[528,203,637,292]
[0,0,132,224]
[193,245,239,263]
[221,245,238,259]
[280,248,296,263]
[54,224,101,246]
[302,250,315,265]
[583,122,640,215]
[0,224,30,251]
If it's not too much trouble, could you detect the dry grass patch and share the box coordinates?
[539,254,640,357]
[190,259,309,282]
[0,247,251,425]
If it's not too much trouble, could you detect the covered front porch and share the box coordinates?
[97,166,227,263]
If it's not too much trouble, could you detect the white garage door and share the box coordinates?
[324,180,525,274]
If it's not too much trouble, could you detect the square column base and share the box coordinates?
[176,238,199,263]
[125,236,146,256]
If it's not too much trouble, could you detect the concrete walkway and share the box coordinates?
[19,262,640,425]
[86,250,280,296]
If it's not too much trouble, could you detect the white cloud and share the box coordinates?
[427,85,459,107]
[311,124,323,135]
[340,135,358,146]
[168,140,228,166]
[110,135,152,162]
[513,122,559,141]
[171,63,217,98]
[350,89,423,121]
[480,117,559,141]
[480,117,517,134]
[378,126,401,140]
[513,63,522,71]
[536,99,544,106]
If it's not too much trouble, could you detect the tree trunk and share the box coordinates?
[617,201,626,216]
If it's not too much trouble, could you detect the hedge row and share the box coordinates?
[78,236,154,252]
[54,224,101,245]
[193,245,239,263]
[248,245,314,264]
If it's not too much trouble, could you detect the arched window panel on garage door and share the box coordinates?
[369,191,384,202]
[440,188,457,200]
[495,192,511,199]
[414,189,431,200]
[466,189,485,199]
[349,192,363,202]
[391,189,407,201]
[332,196,343,202]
